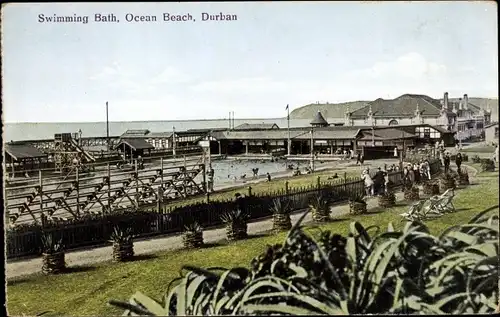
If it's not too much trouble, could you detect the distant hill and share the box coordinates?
[290,97,498,120]
[289,101,368,119]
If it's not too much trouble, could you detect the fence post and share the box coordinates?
[285,181,289,195]
[248,186,252,197]
[317,176,321,189]
[107,163,111,214]
[39,170,44,220]
[157,187,163,213]
[76,167,80,216]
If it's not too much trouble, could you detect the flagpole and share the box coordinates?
[287,104,291,156]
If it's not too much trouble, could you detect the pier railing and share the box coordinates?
[5,160,441,259]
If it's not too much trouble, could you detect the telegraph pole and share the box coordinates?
[310,127,315,172]
[287,104,291,156]
[106,101,110,151]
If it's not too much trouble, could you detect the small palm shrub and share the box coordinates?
[480,159,495,172]
[109,226,134,262]
[110,206,499,315]
[349,194,367,214]
[456,171,470,185]
[221,209,249,241]
[378,190,396,208]
[423,180,440,195]
[471,155,481,163]
[41,233,65,274]
[439,172,456,191]
[404,184,420,201]
[270,197,292,233]
[182,222,204,249]
[309,194,331,222]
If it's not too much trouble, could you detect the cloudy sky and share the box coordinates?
[2,1,498,123]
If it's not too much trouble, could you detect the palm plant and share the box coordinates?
[349,193,367,214]
[378,190,396,208]
[423,180,440,195]
[110,206,499,316]
[309,193,331,222]
[404,184,420,201]
[439,172,456,191]
[182,222,204,249]
[270,197,292,233]
[41,232,65,274]
[480,159,495,172]
[221,209,249,241]
[109,226,134,262]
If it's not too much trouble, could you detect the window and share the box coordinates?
[423,128,431,139]
[388,119,399,126]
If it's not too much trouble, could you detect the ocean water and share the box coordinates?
[2,118,345,142]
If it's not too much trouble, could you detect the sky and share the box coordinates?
[1,1,498,123]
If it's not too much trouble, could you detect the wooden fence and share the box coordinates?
[6,160,441,259]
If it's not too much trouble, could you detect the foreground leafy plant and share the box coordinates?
[109,206,499,315]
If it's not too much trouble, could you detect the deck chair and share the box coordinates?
[421,196,445,218]
[400,200,426,221]
[433,191,456,214]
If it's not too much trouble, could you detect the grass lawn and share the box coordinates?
[461,145,496,153]
[162,167,361,209]
[7,170,499,316]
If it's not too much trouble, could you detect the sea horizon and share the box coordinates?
[3,117,346,142]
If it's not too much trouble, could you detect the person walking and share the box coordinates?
[455,153,463,174]
[413,163,420,184]
[361,170,374,196]
[356,152,361,165]
[373,167,385,195]
[444,153,451,173]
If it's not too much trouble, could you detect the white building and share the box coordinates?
[344,92,491,141]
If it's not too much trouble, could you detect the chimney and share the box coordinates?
[443,92,448,110]
[459,98,463,110]
[463,94,468,110]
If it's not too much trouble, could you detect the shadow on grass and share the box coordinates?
[62,265,98,274]
[201,242,226,249]
[243,233,270,240]
[131,254,158,261]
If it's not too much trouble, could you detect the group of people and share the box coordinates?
[361,167,389,196]
[439,151,463,174]
[402,160,432,186]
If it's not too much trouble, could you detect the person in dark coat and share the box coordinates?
[455,153,463,174]
[444,153,451,173]
[266,172,271,182]
[373,167,386,195]
[356,153,361,165]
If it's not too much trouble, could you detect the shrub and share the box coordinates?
[109,227,134,262]
[349,194,368,214]
[472,155,481,163]
[480,159,495,172]
[270,197,293,233]
[110,206,499,315]
[41,233,65,274]
[439,172,456,191]
[404,185,420,201]
[378,190,396,208]
[182,222,204,249]
[309,194,331,222]
[221,209,249,241]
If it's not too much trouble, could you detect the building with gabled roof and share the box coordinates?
[344,92,491,141]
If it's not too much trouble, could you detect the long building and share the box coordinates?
[344,92,491,141]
